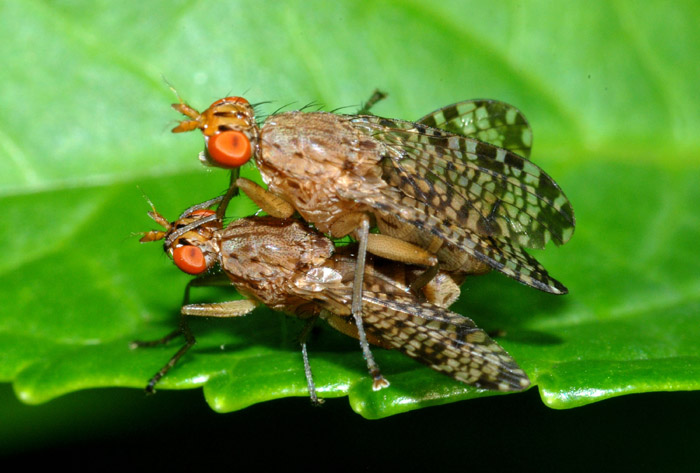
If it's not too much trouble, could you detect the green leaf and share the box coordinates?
[1,0,699,420]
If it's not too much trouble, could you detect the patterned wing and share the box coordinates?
[360,292,530,391]
[293,263,530,391]
[347,116,574,294]
[341,181,568,293]
[353,116,574,248]
[417,99,533,158]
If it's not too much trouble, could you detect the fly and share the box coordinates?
[134,208,530,401]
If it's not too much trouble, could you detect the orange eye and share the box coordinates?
[211,96,249,107]
[173,245,208,275]
[207,130,252,167]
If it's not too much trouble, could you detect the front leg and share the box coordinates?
[131,273,254,393]
[181,299,258,317]
[236,177,295,218]
[356,89,388,115]
[178,195,224,219]
[187,153,242,220]
[216,167,241,220]
[142,298,257,393]
[130,272,230,350]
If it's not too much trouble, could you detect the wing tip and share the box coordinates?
[520,271,568,295]
[461,366,531,392]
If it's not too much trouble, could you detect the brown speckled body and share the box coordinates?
[161,214,530,392]
[257,112,500,276]
[258,112,388,236]
[216,217,334,314]
[211,217,459,316]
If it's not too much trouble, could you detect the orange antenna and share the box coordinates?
[139,193,171,242]
[163,75,185,105]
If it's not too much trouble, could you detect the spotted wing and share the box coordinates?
[293,263,530,391]
[341,180,568,293]
[348,116,573,293]
[361,292,530,391]
[417,99,533,158]
[353,116,574,248]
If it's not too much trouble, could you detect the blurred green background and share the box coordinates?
[1,0,699,466]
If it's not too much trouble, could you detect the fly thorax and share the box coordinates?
[217,217,334,305]
[258,112,388,233]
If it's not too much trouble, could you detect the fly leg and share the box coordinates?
[357,89,388,115]
[130,273,235,393]
[174,167,240,221]
[140,298,257,392]
[169,166,239,222]
[374,213,443,295]
[137,311,197,394]
[130,273,228,349]
[364,233,440,296]
[236,177,295,218]
[179,299,257,317]
[178,196,224,218]
[297,317,323,405]
[365,234,438,267]
[329,213,389,389]
[142,298,258,393]
[409,264,441,294]
[216,167,240,220]
[351,217,390,390]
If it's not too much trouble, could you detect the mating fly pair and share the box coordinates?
[136,91,574,396]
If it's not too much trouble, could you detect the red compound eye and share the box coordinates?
[207,130,252,167]
[211,96,249,107]
[173,245,207,275]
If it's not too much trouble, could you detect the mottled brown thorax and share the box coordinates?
[216,217,334,314]
[258,112,388,236]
